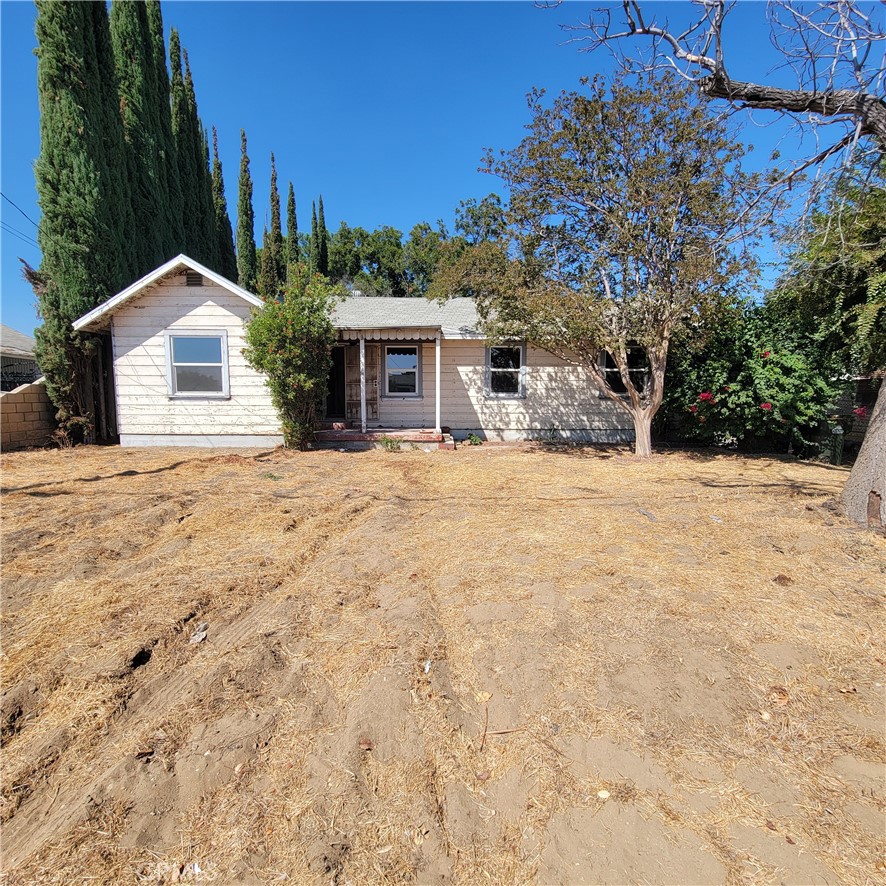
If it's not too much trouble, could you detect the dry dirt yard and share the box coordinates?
[1,444,884,885]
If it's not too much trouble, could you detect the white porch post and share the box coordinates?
[434,331,441,434]
[359,335,367,433]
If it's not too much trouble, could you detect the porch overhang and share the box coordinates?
[336,325,441,342]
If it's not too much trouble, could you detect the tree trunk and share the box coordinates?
[631,409,653,457]
[841,379,885,532]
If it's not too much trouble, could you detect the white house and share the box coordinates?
[73,255,633,447]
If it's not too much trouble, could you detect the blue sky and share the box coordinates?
[0,1,865,336]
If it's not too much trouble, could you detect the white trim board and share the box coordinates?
[120,434,284,448]
[73,255,262,333]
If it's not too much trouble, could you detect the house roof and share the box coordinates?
[0,324,37,359]
[331,296,481,339]
[72,254,263,333]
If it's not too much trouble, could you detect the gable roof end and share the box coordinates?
[71,255,262,333]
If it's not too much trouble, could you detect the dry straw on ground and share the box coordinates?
[1,444,883,884]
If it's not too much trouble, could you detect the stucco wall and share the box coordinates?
[0,379,56,450]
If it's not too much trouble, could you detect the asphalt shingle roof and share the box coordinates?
[331,296,480,336]
[0,325,36,359]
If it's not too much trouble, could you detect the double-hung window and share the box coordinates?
[485,343,525,398]
[165,330,229,398]
[598,349,649,396]
[384,345,421,397]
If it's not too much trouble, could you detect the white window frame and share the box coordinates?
[383,344,423,399]
[484,342,526,399]
[597,348,649,399]
[164,329,230,399]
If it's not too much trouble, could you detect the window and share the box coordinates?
[485,344,525,398]
[165,331,229,397]
[384,345,421,397]
[599,349,649,396]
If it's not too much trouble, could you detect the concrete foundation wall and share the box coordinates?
[1,379,56,450]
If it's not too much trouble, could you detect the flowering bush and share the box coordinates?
[663,306,840,452]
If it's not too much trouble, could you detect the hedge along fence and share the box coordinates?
[1,379,57,451]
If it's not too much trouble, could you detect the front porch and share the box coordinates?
[314,424,455,451]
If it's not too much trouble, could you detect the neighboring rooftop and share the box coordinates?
[331,296,480,338]
[0,325,36,359]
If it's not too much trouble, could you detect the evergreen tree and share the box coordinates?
[236,130,258,291]
[30,0,134,439]
[146,0,182,253]
[211,127,238,281]
[310,201,320,273]
[285,181,298,268]
[110,0,166,273]
[258,225,277,300]
[265,152,284,289]
[317,195,329,276]
[169,29,198,256]
[183,50,218,267]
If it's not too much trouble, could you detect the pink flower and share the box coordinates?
[760,402,772,411]
[723,385,731,392]
[761,350,771,359]
[689,405,698,413]
[699,391,715,402]
[853,406,868,418]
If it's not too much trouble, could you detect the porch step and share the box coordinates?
[314,427,456,451]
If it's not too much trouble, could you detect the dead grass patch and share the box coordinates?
[1,444,883,884]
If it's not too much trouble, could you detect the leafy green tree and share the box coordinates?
[328,221,364,284]
[360,225,406,297]
[29,0,134,440]
[455,193,505,244]
[766,172,885,526]
[243,264,340,449]
[404,221,448,295]
[211,127,237,281]
[285,181,299,267]
[236,129,258,291]
[431,73,772,457]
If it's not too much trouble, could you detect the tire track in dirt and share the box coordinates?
[2,491,383,876]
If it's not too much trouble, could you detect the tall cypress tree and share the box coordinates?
[317,194,329,276]
[110,0,166,273]
[259,152,284,296]
[184,50,218,268]
[310,201,320,273]
[169,29,199,257]
[146,0,182,253]
[258,225,277,301]
[236,130,258,291]
[31,0,133,438]
[285,181,298,268]
[211,127,237,281]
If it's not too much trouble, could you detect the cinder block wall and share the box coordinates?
[1,379,56,450]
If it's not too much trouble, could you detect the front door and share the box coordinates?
[326,346,346,418]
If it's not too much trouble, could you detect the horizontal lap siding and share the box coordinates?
[375,341,629,434]
[112,277,279,437]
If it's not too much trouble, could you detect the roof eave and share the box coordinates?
[72,254,262,333]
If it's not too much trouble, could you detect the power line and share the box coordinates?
[1,192,39,229]
[0,221,40,250]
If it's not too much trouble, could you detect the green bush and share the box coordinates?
[243,264,340,449]
[663,307,839,453]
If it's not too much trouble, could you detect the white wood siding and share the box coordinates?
[112,274,280,438]
[375,340,631,439]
